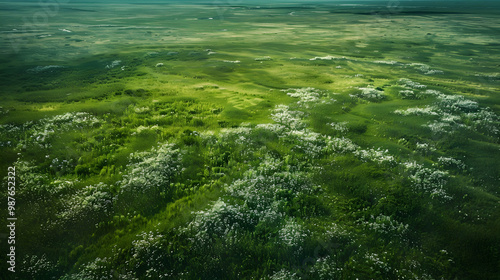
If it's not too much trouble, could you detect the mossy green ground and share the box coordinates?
[0,1,499,279]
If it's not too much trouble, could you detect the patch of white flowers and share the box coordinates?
[185,157,313,249]
[0,123,21,147]
[310,255,342,280]
[255,56,272,61]
[362,214,409,238]
[119,143,183,194]
[353,87,386,101]
[436,94,479,113]
[106,60,122,69]
[14,160,50,194]
[271,105,307,130]
[57,183,114,224]
[464,109,499,136]
[278,218,309,248]
[398,78,427,89]
[186,199,252,248]
[268,105,359,158]
[18,112,101,149]
[355,148,396,165]
[133,125,160,135]
[329,122,349,134]
[20,254,56,279]
[394,80,499,136]
[373,60,401,65]
[394,106,439,116]
[130,230,167,275]
[282,87,333,107]
[407,63,444,75]
[437,156,467,171]
[268,269,301,280]
[363,252,392,275]
[398,89,416,99]
[222,60,240,63]
[415,142,437,154]
[372,61,443,74]
[310,55,347,61]
[406,165,451,200]
[134,106,150,114]
[281,88,323,105]
[27,65,65,73]
[62,257,115,280]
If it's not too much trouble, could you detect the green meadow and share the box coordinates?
[0,1,499,279]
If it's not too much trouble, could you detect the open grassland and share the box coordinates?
[0,1,499,279]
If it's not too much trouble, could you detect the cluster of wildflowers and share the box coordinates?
[186,199,252,248]
[309,55,347,61]
[130,231,167,273]
[475,72,500,79]
[14,160,51,195]
[267,105,358,158]
[278,218,309,248]
[220,126,253,146]
[363,252,392,275]
[255,56,272,61]
[62,257,115,280]
[397,83,442,100]
[0,123,21,147]
[328,122,349,134]
[133,106,151,114]
[405,164,451,200]
[463,109,499,136]
[20,254,56,279]
[106,60,122,69]
[398,89,417,99]
[214,126,257,159]
[373,60,401,65]
[57,183,114,225]
[394,80,499,136]
[27,65,65,73]
[427,92,498,135]
[398,78,427,89]
[310,255,343,280]
[133,125,160,135]
[321,222,353,244]
[362,214,409,238]
[18,112,101,149]
[407,63,444,75]
[394,106,439,116]
[348,249,435,280]
[402,161,423,170]
[424,120,459,134]
[119,144,183,195]
[415,142,437,154]
[185,157,313,250]
[284,130,331,158]
[49,157,75,175]
[222,60,240,63]
[436,94,479,113]
[372,60,442,74]
[282,88,335,107]
[268,269,301,280]
[268,105,391,163]
[437,156,467,171]
[352,87,386,101]
[270,105,307,130]
[355,148,396,165]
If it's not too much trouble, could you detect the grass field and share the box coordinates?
[0,1,499,279]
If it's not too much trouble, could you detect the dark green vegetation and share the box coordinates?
[0,1,499,279]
